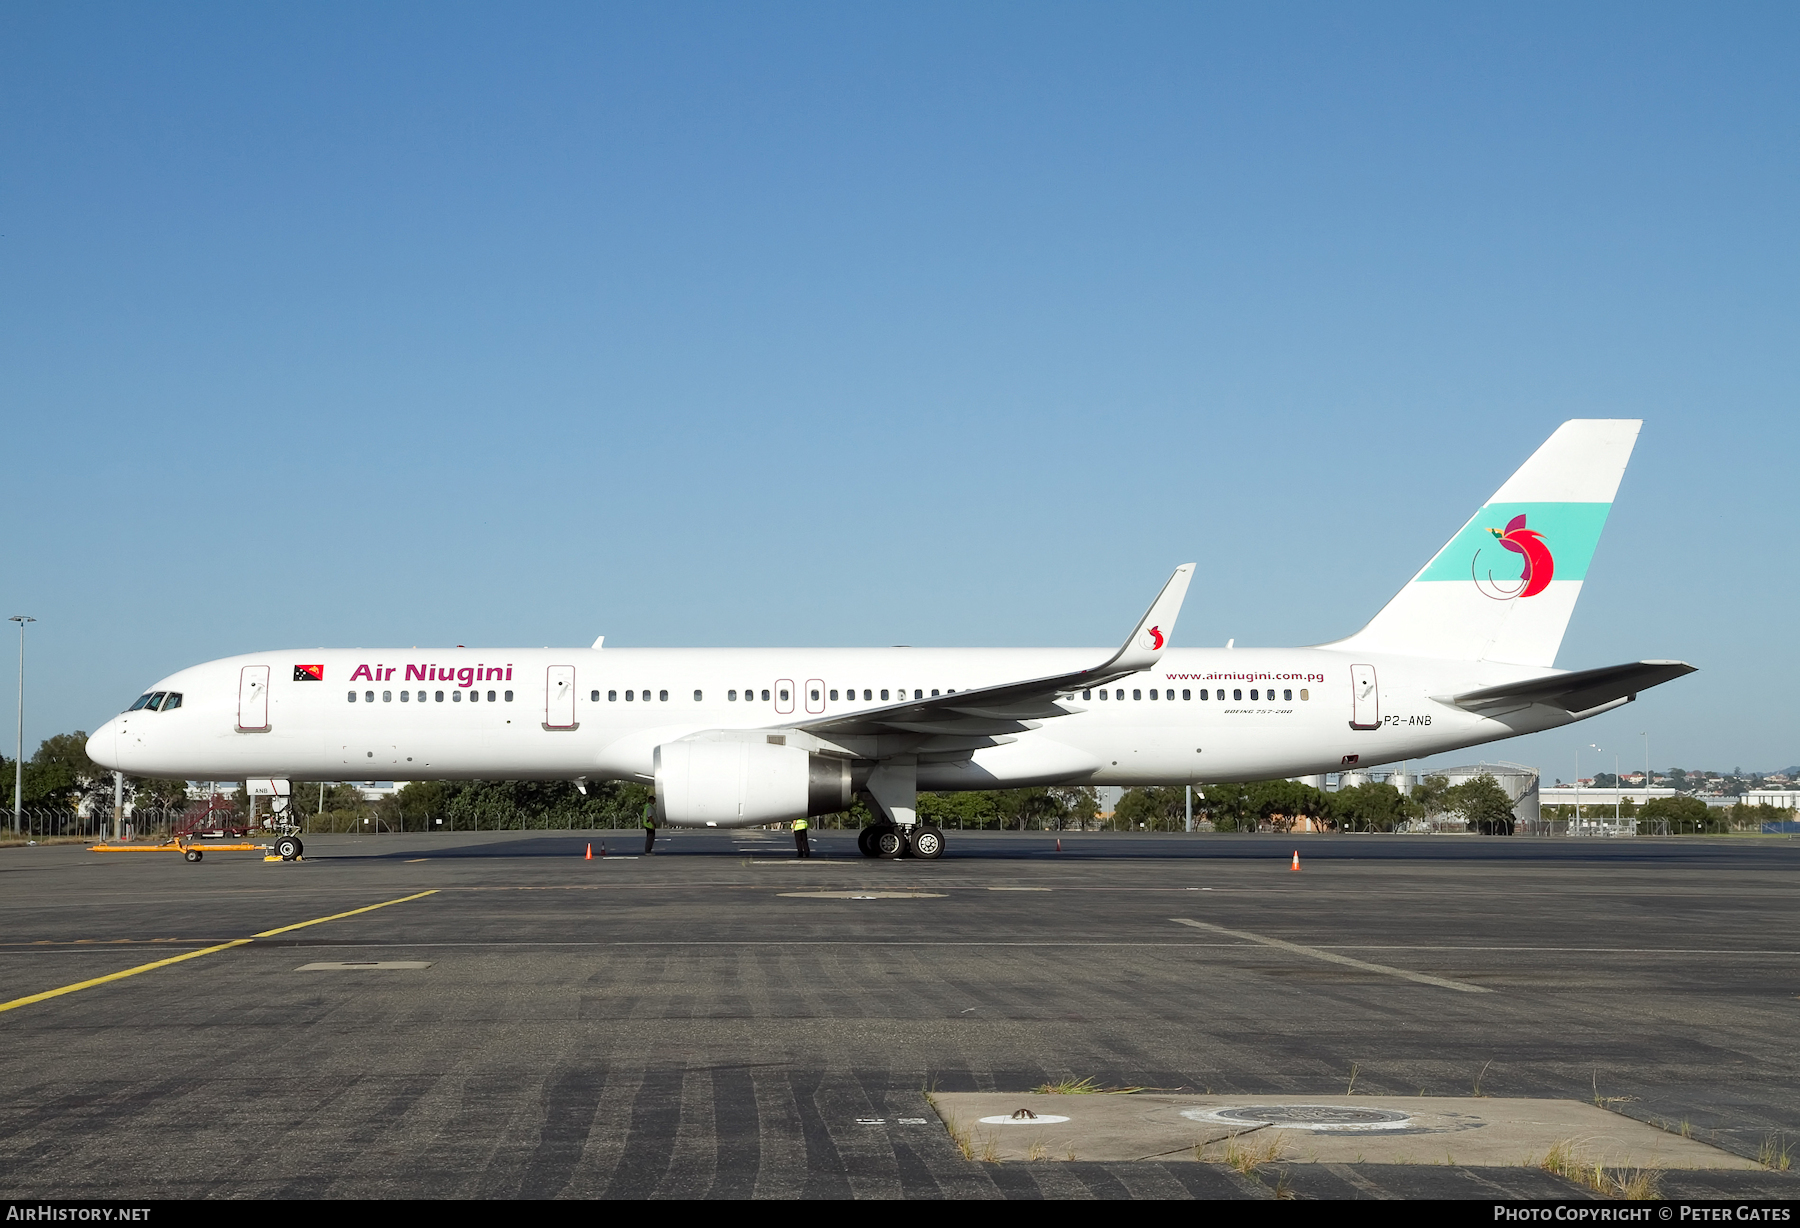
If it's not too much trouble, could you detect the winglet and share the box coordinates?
[1096,564,1194,675]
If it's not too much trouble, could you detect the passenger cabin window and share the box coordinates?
[591,690,599,702]
[347,691,357,702]
[1299,689,1309,701]
[810,689,820,702]
[504,690,514,702]
[880,689,889,700]
[452,690,462,702]
[366,691,376,703]
[694,690,703,702]
[436,690,445,702]
[1082,689,1092,700]
[1284,689,1292,701]
[863,689,872,700]
[728,689,737,701]
[470,690,479,702]
[660,690,668,702]
[778,689,789,703]
[1250,689,1259,700]
[401,690,410,702]
[382,690,392,703]
[829,690,838,700]
[1233,689,1242,701]
[487,690,496,702]
[626,690,634,701]
[609,690,618,701]
[1182,689,1190,700]
[761,689,770,701]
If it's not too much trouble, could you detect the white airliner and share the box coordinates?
[89,420,1692,859]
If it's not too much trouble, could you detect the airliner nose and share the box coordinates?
[87,721,121,772]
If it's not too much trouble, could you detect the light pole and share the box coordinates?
[1587,744,1602,835]
[9,616,34,835]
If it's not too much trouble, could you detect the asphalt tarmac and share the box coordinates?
[2,828,1797,1201]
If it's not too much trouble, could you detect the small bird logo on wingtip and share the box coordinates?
[1140,626,1165,651]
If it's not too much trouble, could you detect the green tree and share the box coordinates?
[1408,775,1453,821]
[1446,773,1516,835]
[131,777,192,810]
[1640,794,1717,834]
[1050,786,1099,830]
[1328,782,1416,832]
[1200,782,1258,831]
[1114,786,1188,831]
[22,732,100,809]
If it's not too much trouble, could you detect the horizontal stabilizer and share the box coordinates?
[1446,660,1696,715]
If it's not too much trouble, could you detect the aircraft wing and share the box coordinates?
[1446,659,1696,716]
[790,564,1194,746]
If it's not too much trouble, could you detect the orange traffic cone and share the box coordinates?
[585,843,593,860]
[1290,849,1301,872]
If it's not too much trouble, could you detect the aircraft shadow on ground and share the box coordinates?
[332,833,1795,865]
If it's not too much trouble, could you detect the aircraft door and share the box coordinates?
[1349,664,1380,730]
[237,665,270,732]
[545,666,578,729]
[805,678,825,715]
[775,679,795,715]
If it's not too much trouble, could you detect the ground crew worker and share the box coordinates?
[793,816,811,859]
[642,801,656,855]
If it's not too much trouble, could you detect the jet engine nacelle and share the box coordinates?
[654,738,853,828]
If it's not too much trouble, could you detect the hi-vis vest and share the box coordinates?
[642,806,654,828]
[793,818,809,831]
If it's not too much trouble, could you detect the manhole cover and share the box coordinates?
[1181,1105,1413,1131]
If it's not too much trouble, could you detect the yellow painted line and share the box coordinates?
[251,890,438,938]
[0,940,253,1013]
[0,890,439,1016]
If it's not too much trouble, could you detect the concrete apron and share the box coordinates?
[927,1094,1758,1168]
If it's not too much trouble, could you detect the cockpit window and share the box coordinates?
[127,694,155,712]
[159,692,182,711]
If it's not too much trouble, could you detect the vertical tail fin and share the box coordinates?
[1329,420,1640,667]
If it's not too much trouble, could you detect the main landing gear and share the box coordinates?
[857,823,945,860]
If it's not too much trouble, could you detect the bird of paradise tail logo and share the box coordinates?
[1139,625,1165,651]
[1471,514,1554,600]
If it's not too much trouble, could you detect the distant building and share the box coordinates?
[1540,787,1677,808]
[1427,762,1541,826]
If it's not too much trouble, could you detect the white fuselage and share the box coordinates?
[88,645,1577,803]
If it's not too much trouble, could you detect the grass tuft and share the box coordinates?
[1033,1076,1151,1095]
[1222,1132,1288,1176]
[1537,1138,1662,1200]
[1759,1135,1793,1172]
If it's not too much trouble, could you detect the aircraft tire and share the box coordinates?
[184,850,203,863]
[874,828,906,859]
[909,825,945,860]
[276,836,303,861]
[857,826,883,858]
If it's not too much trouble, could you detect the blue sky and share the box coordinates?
[3,2,1795,775]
